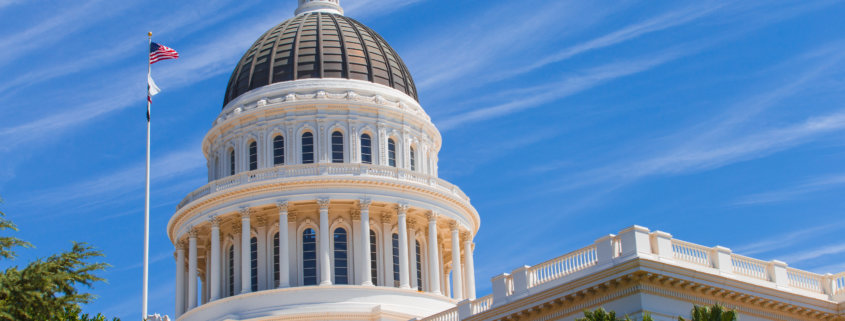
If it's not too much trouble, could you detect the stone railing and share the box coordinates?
[420,225,845,321]
[176,164,470,209]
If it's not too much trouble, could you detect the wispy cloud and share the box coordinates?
[485,3,724,84]
[437,48,689,130]
[734,174,845,205]
[0,0,135,67]
[344,0,422,17]
[733,222,845,255]
[12,146,205,217]
[777,243,845,264]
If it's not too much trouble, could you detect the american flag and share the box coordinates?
[150,42,179,64]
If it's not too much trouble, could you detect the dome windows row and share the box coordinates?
[210,128,433,181]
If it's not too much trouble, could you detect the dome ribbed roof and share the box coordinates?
[223,12,418,107]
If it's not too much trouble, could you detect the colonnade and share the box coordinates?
[173,199,477,317]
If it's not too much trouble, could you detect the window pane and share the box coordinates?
[331,131,344,163]
[303,228,317,285]
[361,134,372,164]
[388,139,396,167]
[228,245,235,296]
[333,228,348,284]
[273,136,285,165]
[392,233,399,287]
[302,133,314,164]
[251,237,258,291]
[415,241,422,291]
[370,230,378,285]
[410,147,416,171]
[229,149,236,175]
[249,141,258,171]
[274,232,280,286]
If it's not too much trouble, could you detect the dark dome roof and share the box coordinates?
[223,12,418,107]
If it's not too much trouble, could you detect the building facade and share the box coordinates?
[167,1,844,320]
[167,1,478,320]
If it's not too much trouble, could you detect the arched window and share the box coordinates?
[250,236,258,291]
[392,233,400,287]
[273,232,280,287]
[273,135,285,166]
[228,245,235,296]
[248,141,258,171]
[369,230,378,285]
[229,148,236,176]
[302,228,317,285]
[301,132,314,164]
[415,240,423,291]
[409,147,416,171]
[360,134,372,164]
[388,138,396,167]
[331,131,344,163]
[213,156,219,180]
[333,228,348,284]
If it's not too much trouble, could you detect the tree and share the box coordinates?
[0,197,119,321]
[577,308,654,321]
[678,304,737,321]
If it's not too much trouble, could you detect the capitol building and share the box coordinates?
[165,1,845,320]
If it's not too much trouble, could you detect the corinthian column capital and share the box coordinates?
[359,199,372,210]
[277,200,289,213]
[209,216,221,227]
[240,207,252,219]
[317,198,330,209]
[396,203,409,214]
[425,210,438,221]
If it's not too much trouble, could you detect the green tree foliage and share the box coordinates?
[0,197,119,321]
[678,304,737,321]
[577,308,654,321]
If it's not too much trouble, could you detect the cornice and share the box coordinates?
[168,175,479,241]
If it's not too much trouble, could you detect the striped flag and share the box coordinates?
[147,74,160,104]
[149,42,179,64]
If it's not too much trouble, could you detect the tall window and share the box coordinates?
[229,148,236,175]
[214,156,219,179]
[409,147,416,171]
[248,141,258,171]
[369,230,378,285]
[273,135,285,166]
[333,228,349,284]
[392,233,400,287]
[250,236,258,291]
[302,228,317,285]
[301,132,314,164]
[273,232,280,286]
[228,245,235,296]
[388,138,396,167]
[360,134,372,164]
[415,241,422,291]
[331,131,344,163]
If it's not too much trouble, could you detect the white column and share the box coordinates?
[175,242,185,317]
[463,233,476,299]
[408,224,418,290]
[318,199,332,285]
[210,218,221,301]
[382,215,393,287]
[240,208,252,294]
[188,230,198,309]
[256,218,268,290]
[426,212,441,294]
[351,211,362,284]
[450,223,464,300]
[397,205,411,289]
[287,214,298,286]
[359,199,374,285]
[277,201,290,288]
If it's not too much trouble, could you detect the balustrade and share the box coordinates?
[176,164,471,210]
[730,254,769,281]
[671,240,711,266]
[527,245,597,288]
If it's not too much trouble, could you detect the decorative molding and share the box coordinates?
[381,213,392,224]
[231,222,241,231]
[188,228,198,238]
[256,216,268,227]
[425,211,437,221]
[287,213,297,223]
[449,221,458,230]
[396,203,409,214]
[351,210,361,221]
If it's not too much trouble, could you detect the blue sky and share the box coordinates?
[1,0,844,319]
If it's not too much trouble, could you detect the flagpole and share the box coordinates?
[142,31,152,321]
